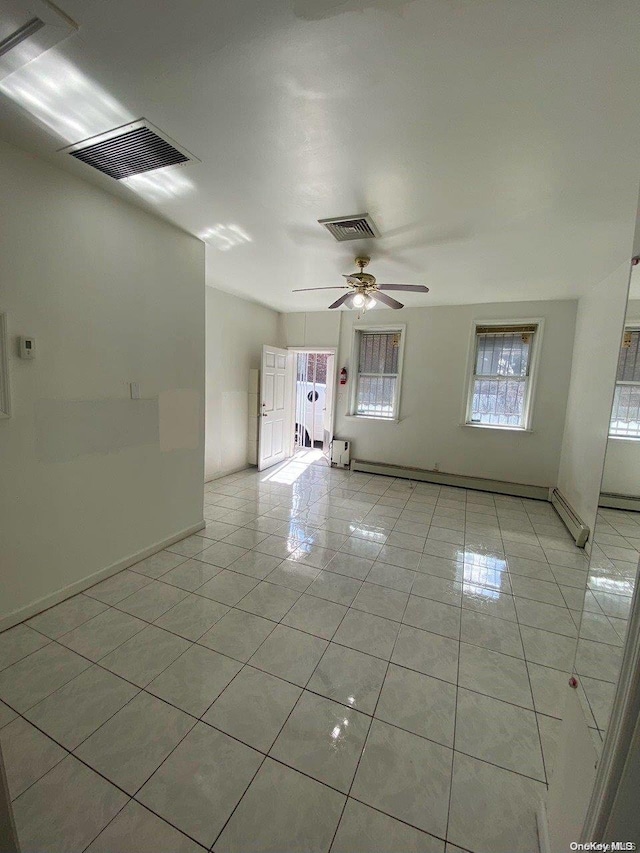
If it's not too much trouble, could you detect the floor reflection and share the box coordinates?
[6,447,598,851]
[577,507,640,740]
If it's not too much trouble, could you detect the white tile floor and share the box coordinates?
[1,450,622,853]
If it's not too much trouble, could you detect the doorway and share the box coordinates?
[292,350,335,460]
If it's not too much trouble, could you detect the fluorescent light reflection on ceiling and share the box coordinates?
[121,169,195,202]
[0,50,132,142]
[0,51,195,204]
[199,224,252,251]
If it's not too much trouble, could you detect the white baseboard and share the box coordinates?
[599,492,640,512]
[0,519,205,634]
[350,459,549,500]
[536,799,551,853]
[205,464,252,484]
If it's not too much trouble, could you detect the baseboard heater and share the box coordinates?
[349,459,549,500]
[549,488,590,548]
[599,492,640,512]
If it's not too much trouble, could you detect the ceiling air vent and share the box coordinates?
[318,214,379,242]
[62,120,196,180]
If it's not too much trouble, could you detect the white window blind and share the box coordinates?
[467,324,537,428]
[610,328,640,438]
[354,330,402,419]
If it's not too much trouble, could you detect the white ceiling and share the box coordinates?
[0,0,639,312]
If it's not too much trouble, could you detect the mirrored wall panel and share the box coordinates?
[574,270,640,744]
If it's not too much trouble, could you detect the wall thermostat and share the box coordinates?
[19,336,36,359]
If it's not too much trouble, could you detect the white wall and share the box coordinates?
[281,311,341,349]
[601,440,640,496]
[0,139,205,627]
[557,264,632,534]
[205,288,281,480]
[601,299,640,496]
[328,300,577,487]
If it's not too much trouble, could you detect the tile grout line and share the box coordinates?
[1,469,599,852]
[443,525,464,849]
[326,556,420,853]
[507,522,555,790]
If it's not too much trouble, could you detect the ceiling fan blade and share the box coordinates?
[328,292,354,309]
[377,284,429,292]
[371,291,404,310]
[292,286,348,292]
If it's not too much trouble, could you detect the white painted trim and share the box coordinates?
[459,423,534,433]
[287,347,338,355]
[536,799,551,853]
[580,555,640,842]
[345,414,400,423]
[0,519,205,633]
[462,317,545,431]
[350,458,549,500]
[0,313,11,419]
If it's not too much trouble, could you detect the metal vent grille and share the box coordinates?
[318,214,379,241]
[69,126,189,180]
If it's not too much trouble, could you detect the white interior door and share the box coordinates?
[323,353,335,455]
[259,344,292,471]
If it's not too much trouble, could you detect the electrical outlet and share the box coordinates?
[129,382,140,400]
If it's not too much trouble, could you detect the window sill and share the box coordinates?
[608,435,640,442]
[345,413,400,423]
[460,423,534,433]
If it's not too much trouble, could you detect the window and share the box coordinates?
[610,327,640,439]
[466,323,539,429]
[352,327,404,419]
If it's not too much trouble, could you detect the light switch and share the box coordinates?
[19,336,35,359]
[129,382,140,400]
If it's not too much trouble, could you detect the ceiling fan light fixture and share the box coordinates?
[291,255,428,310]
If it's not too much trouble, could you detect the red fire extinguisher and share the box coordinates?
[340,367,347,385]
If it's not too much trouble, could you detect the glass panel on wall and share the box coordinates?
[572,290,640,747]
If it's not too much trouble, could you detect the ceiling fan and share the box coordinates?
[292,256,429,310]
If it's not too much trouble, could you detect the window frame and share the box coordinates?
[462,318,544,432]
[609,322,640,442]
[349,324,406,422]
